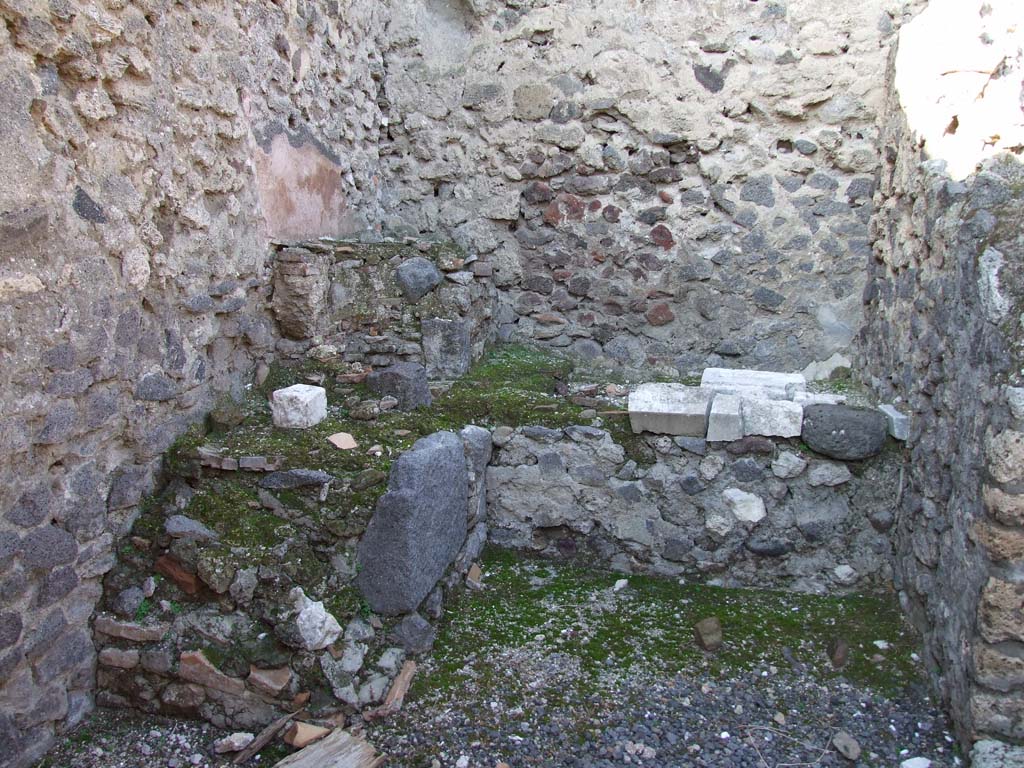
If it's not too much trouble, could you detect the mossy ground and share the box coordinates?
[368,547,934,766]
[419,547,922,699]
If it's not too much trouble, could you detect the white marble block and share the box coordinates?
[741,398,803,438]
[878,404,910,440]
[271,384,327,429]
[701,367,806,400]
[706,394,743,442]
[628,384,713,437]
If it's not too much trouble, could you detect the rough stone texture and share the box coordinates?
[742,399,803,439]
[270,385,328,429]
[801,405,887,460]
[367,363,432,410]
[356,432,470,615]
[971,739,1024,768]
[0,1,390,763]
[395,257,443,302]
[487,424,895,590]
[857,0,1024,748]
[382,0,918,377]
[269,239,494,377]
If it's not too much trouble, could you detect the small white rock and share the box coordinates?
[213,733,254,754]
[613,578,629,592]
[900,759,932,768]
[834,565,858,585]
[271,384,327,429]
[290,587,341,650]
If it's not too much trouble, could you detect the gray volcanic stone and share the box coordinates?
[801,404,888,460]
[0,612,22,650]
[6,485,51,528]
[391,613,436,654]
[356,431,469,615]
[259,469,333,490]
[135,372,178,401]
[165,515,219,542]
[19,526,77,570]
[112,587,146,617]
[422,318,472,379]
[395,257,442,302]
[367,363,432,410]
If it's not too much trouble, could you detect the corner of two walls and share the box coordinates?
[0,2,388,766]
[858,0,1024,748]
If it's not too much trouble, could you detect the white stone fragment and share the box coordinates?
[271,384,327,429]
[628,384,713,437]
[376,647,406,674]
[722,488,766,524]
[971,739,1024,768]
[741,398,803,438]
[214,733,254,754]
[793,391,846,405]
[701,368,806,401]
[878,404,910,440]
[706,394,743,442]
[705,509,734,536]
[900,758,932,768]
[339,642,367,674]
[358,673,390,704]
[807,462,852,487]
[1007,387,1024,421]
[833,565,858,585]
[290,587,341,650]
[771,451,807,479]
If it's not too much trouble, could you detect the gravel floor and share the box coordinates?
[36,710,250,768]
[39,553,961,768]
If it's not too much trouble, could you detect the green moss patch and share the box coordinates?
[418,547,923,701]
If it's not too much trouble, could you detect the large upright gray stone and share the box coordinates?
[395,257,442,302]
[802,404,888,460]
[356,431,469,615]
[367,363,432,410]
[422,318,472,379]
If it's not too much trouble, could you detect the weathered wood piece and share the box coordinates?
[233,712,299,765]
[272,729,385,768]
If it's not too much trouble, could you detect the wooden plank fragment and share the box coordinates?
[233,711,299,765]
[283,722,331,748]
[272,729,385,768]
[363,661,417,721]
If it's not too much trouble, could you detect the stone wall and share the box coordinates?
[270,238,495,378]
[381,0,923,377]
[487,424,898,593]
[92,426,487,731]
[858,0,1024,747]
[0,2,388,766]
